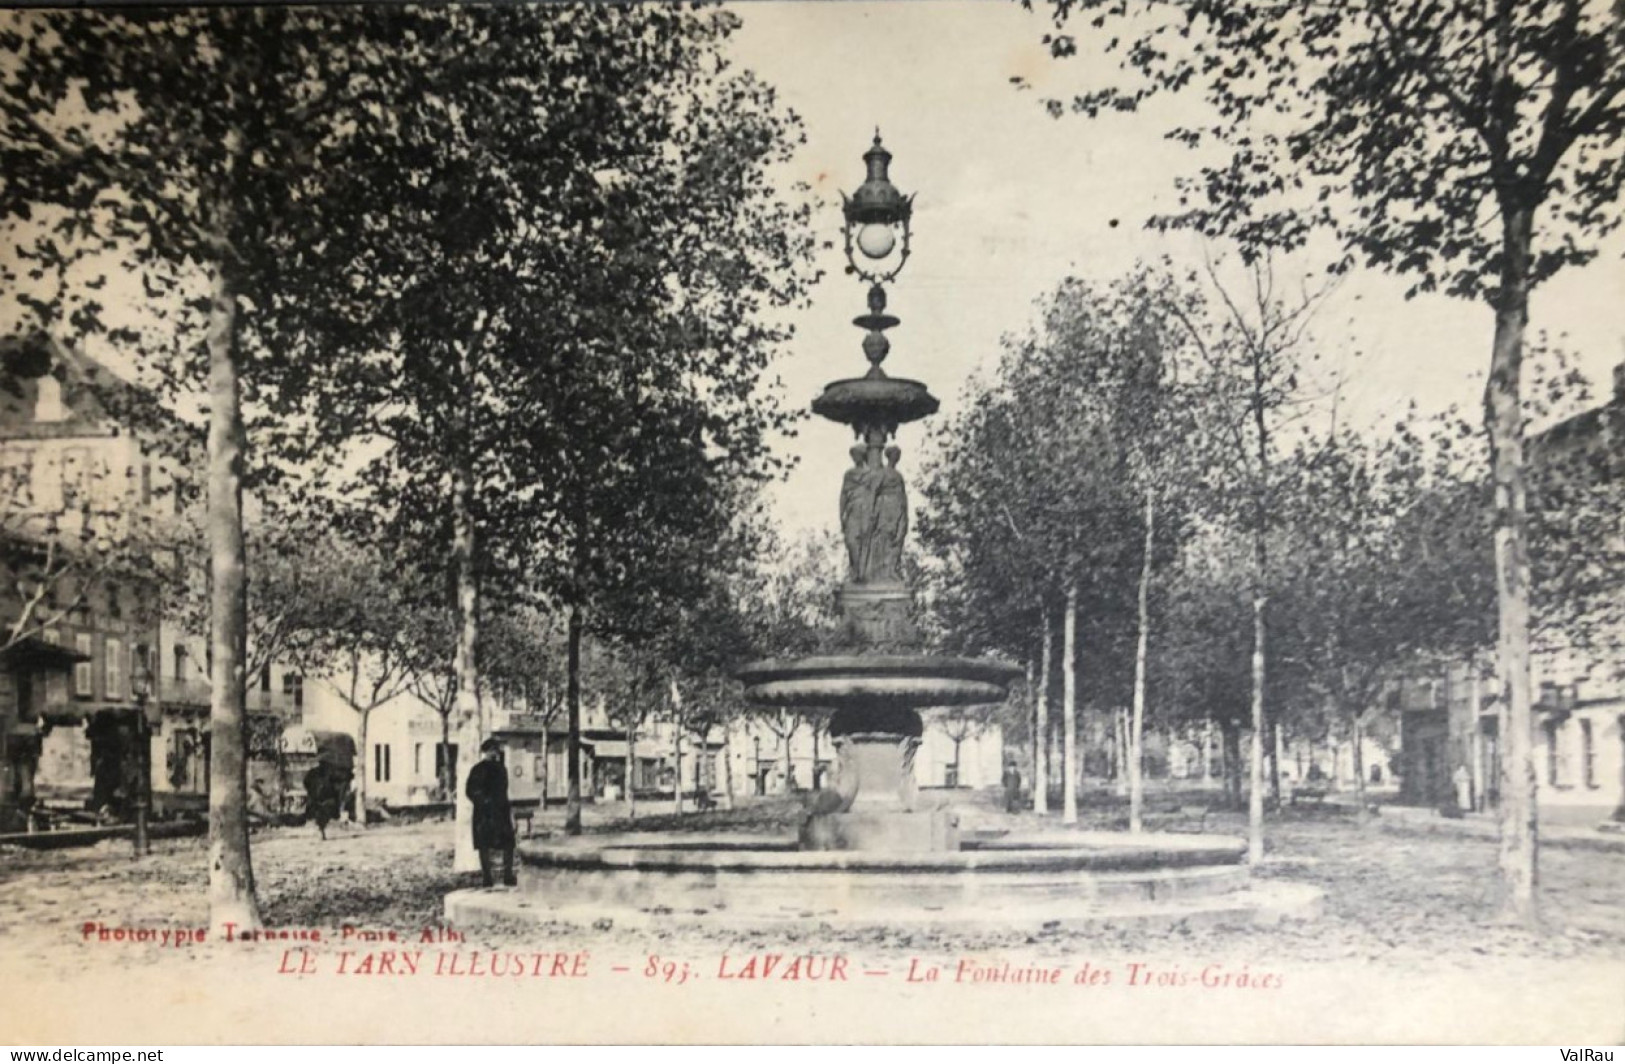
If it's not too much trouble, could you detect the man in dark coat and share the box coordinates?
[305,763,343,840]
[1003,759,1024,814]
[466,738,516,888]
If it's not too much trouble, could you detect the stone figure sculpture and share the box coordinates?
[840,443,879,582]
[868,445,908,583]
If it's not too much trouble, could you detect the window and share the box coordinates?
[282,672,304,708]
[106,582,121,620]
[44,626,60,645]
[435,743,458,783]
[260,665,272,693]
[1544,721,1568,787]
[74,634,94,697]
[105,637,123,700]
[374,743,391,784]
[414,743,423,777]
[173,645,186,682]
[34,374,64,423]
[1581,719,1596,788]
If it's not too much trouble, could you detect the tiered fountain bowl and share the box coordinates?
[444,133,1321,933]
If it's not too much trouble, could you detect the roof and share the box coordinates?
[0,332,198,451]
[0,634,90,672]
[1532,393,1624,472]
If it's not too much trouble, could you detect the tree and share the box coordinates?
[934,704,998,788]
[1032,0,1625,921]
[0,3,501,933]
[264,6,816,848]
[301,536,431,823]
[921,268,1208,826]
[733,529,844,796]
[1163,254,1336,860]
[482,607,567,809]
[1269,427,1445,816]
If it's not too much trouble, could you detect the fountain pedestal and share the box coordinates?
[837,581,917,645]
[797,707,959,853]
[800,734,959,852]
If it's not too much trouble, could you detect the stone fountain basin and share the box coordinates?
[737,654,1022,709]
[467,829,1260,926]
[446,830,1326,930]
[516,830,1244,872]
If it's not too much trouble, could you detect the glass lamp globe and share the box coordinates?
[856,222,896,260]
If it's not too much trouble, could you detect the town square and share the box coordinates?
[0,0,1622,1046]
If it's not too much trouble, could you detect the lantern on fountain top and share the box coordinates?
[841,131,914,285]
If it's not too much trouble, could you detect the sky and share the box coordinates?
[2,1,1618,548]
[723,1,1625,541]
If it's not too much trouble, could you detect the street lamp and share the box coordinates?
[841,130,915,288]
[131,643,154,856]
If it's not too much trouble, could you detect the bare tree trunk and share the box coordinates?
[204,266,260,936]
[721,717,736,811]
[1222,718,1243,807]
[1107,709,1119,783]
[672,679,684,815]
[1203,719,1214,781]
[536,716,548,809]
[1352,714,1369,822]
[1063,584,1078,826]
[1269,719,1283,806]
[624,719,636,821]
[1034,606,1051,814]
[1130,492,1154,833]
[354,706,370,827]
[439,710,453,798]
[451,464,482,874]
[1024,657,1037,801]
[347,656,369,826]
[565,604,583,836]
[1248,594,1266,864]
[781,711,796,791]
[811,723,821,789]
[1469,651,1484,811]
[1489,200,1538,924]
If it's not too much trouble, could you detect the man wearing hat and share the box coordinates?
[466,738,517,888]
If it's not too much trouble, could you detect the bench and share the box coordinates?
[511,808,536,837]
[1291,786,1330,806]
[1140,803,1212,833]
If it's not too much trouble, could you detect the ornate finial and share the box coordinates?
[874,126,882,146]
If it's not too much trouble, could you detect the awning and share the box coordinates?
[1,635,89,672]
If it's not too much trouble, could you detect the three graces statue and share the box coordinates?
[840,443,908,585]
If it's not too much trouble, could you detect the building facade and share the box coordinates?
[1398,364,1625,826]
[0,336,305,830]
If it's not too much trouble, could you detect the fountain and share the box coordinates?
[445,134,1321,931]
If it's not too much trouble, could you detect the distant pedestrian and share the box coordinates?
[466,738,517,888]
[1003,759,1023,813]
[304,763,342,840]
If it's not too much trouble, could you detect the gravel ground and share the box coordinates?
[3,796,1621,1043]
[3,795,1620,971]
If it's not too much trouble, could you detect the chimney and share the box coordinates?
[1614,360,1625,403]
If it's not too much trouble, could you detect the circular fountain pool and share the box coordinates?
[445,827,1322,931]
